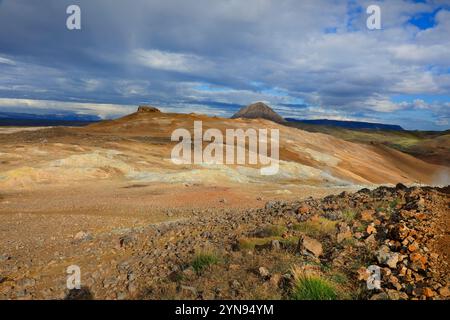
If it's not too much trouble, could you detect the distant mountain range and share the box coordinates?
[231,102,404,130]
[0,105,404,131]
[285,118,404,131]
[0,111,100,126]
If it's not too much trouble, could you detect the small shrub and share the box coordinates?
[191,253,220,274]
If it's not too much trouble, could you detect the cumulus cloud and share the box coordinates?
[0,0,448,130]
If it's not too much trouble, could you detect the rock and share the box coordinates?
[267,274,280,288]
[361,210,375,222]
[336,222,352,243]
[370,292,389,300]
[376,245,399,269]
[127,281,139,295]
[17,278,36,288]
[230,280,241,290]
[297,205,310,215]
[366,224,377,235]
[74,231,92,242]
[228,264,240,271]
[137,105,160,113]
[103,277,118,289]
[219,198,227,204]
[354,232,363,239]
[270,240,281,251]
[388,275,402,291]
[422,287,434,298]
[356,267,369,281]
[258,267,270,279]
[438,286,449,297]
[182,267,195,278]
[116,291,127,300]
[297,236,323,257]
[386,289,408,300]
[118,235,137,248]
[364,234,377,246]
[265,201,278,210]
[395,183,407,190]
[0,254,11,262]
[181,285,198,297]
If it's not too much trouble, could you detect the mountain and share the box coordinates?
[286,118,404,131]
[0,111,100,126]
[231,102,285,123]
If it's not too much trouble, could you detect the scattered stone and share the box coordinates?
[269,274,282,287]
[118,235,137,248]
[297,235,323,258]
[366,224,377,235]
[0,254,11,262]
[258,267,270,279]
[336,222,352,243]
[438,286,449,297]
[361,210,375,222]
[376,245,399,268]
[180,285,198,297]
[370,292,389,300]
[17,278,36,288]
[73,231,92,242]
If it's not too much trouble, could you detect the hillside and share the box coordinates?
[284,120,450,166]
[231,102,285,123]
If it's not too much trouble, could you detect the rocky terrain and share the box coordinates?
[0,184,448,300]
[0,108,448,300]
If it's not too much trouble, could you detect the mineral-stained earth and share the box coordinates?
[0,109,448,300]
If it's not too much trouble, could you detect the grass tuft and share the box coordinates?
[291,275,338,300]
[191,252,220,274]
[292,216,336,237]
[342,209,356,223]
[290,266,338,300]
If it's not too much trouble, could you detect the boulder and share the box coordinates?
[137,105,160,113]
[297,235,323,257]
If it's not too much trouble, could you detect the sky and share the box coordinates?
[0,0,449,130]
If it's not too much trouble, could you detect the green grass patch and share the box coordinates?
[191,252,220,274]
[265,225,287,237]
[291,274,338,300]
[389,199,399,209]
[293,216,337,238]
[238,236,298,250]
[342,209,356,223]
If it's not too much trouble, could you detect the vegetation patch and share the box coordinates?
[291,274,338,300]
[342,209,356,223]
[293,216,337,238]
[191,252,220,274]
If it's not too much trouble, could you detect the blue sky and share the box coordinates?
[0,0,449,130]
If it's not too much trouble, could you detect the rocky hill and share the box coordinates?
[231,102,285,123]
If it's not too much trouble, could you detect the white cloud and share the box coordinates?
[0,98,136,119]
[0,55,15,65]
[132,49,211,73]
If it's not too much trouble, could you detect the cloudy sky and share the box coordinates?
[0,0,449,130]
